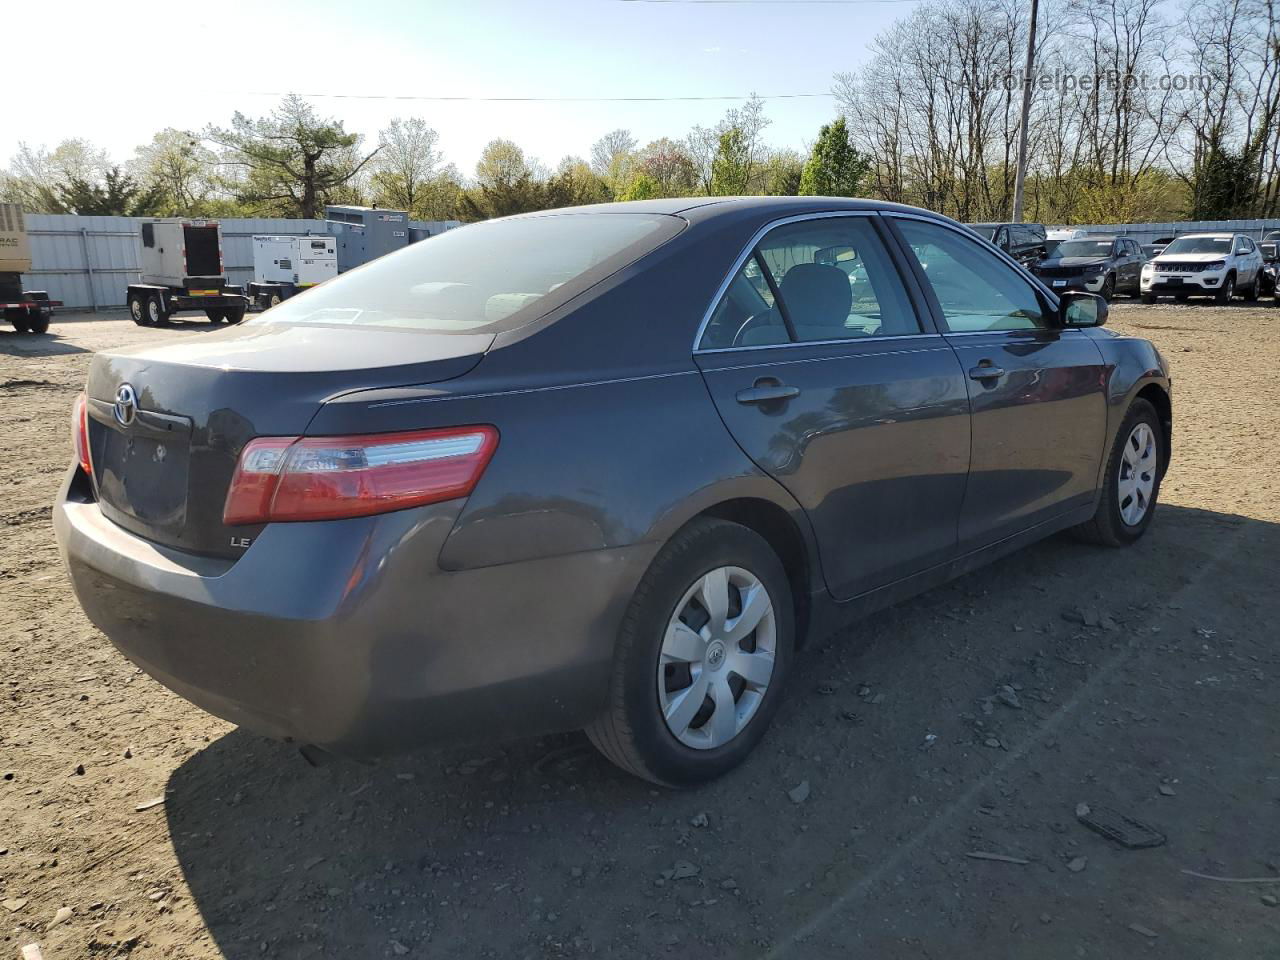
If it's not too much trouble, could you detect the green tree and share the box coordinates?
[203,95,380,218]
[131,129,220,216]
[0,139,111,213]
[799,117,869,197]
[57,166,161,216]
[370,117,443,216]
[618,172,660,201]
[544,158,611,207]
[709,127,751,196]
[764,149,805,196]
[459,139,546,219]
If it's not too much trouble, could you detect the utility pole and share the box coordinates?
[1011,0,1039,222]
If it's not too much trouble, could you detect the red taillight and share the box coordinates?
[223,426,499,525]
[71,392,92,476]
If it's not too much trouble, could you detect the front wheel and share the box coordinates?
[1215,274,1235,304]
[1141,293,1157,304]
[587,518,794,786]
[1073,398,1164,547]
[1100,274,1115,302]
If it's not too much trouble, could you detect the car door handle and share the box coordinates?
[968,364,1006,381]
[736,382,800,404]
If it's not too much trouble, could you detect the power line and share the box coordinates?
[245,91,835,103]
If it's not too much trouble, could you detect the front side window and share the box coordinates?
[698,216,919,350]
[896,218,1050,333]
[256,213,682,333]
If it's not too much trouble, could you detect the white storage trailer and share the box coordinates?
[247,235,337,308]
[0,203,61,334]
[126,219,249,325]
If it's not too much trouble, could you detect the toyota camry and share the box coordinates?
[54,197,1171,786]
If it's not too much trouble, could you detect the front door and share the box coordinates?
[888,215,1109,551]
[694,213,971,600]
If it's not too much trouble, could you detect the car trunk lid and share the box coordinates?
[84,323,492,559]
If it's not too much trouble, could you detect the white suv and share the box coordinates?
[1141,233,1264,304]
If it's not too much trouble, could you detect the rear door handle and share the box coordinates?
[968,364,1006,381]
[736,383,800,405]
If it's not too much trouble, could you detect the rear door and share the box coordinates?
[694,213,971,601]
[887,214,1108,551]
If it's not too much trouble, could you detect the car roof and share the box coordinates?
[1176,232,1237,239]
[506,195,954,223]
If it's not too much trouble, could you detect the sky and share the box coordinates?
[3,0,924,177]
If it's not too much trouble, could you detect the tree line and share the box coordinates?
[2,0,1275,225]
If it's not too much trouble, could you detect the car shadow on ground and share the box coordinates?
[164,503,1278,959]
[0,329,91,357]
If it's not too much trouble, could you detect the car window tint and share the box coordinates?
[699,255,788,349]
[896,218,1050,332]
[755,218,919,341]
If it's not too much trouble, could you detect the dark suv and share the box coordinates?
[1031,235,1145,301]
[968,222,1048,267]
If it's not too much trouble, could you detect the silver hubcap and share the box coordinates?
[1118,422,1157,526]
[657,566,776,750]
[130,299,142,321]
[148,299,160,323]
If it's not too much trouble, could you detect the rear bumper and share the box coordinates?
[54,471,654,756]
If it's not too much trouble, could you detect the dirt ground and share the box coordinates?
[2,303,1278,959]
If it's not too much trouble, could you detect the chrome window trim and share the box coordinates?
[696,331,942,356]
[690,209,929,354]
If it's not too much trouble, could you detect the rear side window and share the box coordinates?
[896,218,1050,332]
[699,216,919,350]
[256,213,682,333]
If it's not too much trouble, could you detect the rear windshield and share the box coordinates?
[1162,236,1231,255]
[254,212,682,333]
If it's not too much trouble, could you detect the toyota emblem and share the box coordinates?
[114,383,138,427]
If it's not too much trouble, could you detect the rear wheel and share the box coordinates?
[1073,398,1164,547]
[27,311,49,334]
[204,308,225,324]
[223,303,246,324]
[586,518,794,786]
[146,294,168,325]
[1241,276,1258,301]
[9,314,30,333]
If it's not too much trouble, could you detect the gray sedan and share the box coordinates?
[54,197,1171,786]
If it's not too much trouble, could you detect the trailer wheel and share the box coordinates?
[204,308,225,324]
[268,292,283,308]
[223,304,246,324]
[128,292,150,326]
[9,314,31,333]
[147,294,168,325]
[27,310,49,335]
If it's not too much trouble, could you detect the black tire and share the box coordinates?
[223,304,246,324]
[1241,277,1257,302]
[27,311,49,335]
[1141,293,1157,305]
[1214,273,1235,304]
[1073,398,1165,547]
[10,315,30,333]
[147,293,168,325]
[586,517,795,787]
[1100,274,1115,302]
[204,308,225,324]
[128,293,150,326]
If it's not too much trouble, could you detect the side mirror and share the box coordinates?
[1060,291,1108,328]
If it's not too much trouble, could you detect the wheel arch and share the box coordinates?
[673,496,818,648]
[1135,381,1172,468]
